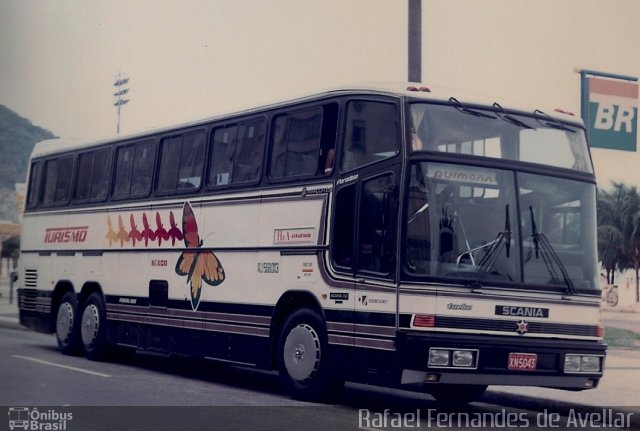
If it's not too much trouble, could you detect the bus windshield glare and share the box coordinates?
[406,103,598,292]
[410,103,593,173]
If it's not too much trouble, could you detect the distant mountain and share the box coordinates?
[0,105,55,222]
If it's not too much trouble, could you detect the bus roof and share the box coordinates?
[30,82,583,158]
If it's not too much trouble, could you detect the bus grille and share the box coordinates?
[23,269,38,288]
[435,316,598,337]
[18,289,51,314]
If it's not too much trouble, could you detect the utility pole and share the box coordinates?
[408,0,422,83]
[113,72,130,134]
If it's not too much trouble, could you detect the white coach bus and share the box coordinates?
[18,84,605,403]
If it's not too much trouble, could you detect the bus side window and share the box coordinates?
[358,174,397,274]
[130,140,155,196]
[341,101,400,172]
[74,148,111,202]
[90,148,112,201]
[113,145,135,198]
[177,132,205,190]
[158,131,206,194]
[209,119,265,188]
[270,107,323,179]
[113,140,155,199]
[234,119,265,183]
[209,125,238,187]
[157,137,182,193]
[75,152,93,200]
[331,184,356,271]
[43,156,73,206]
[26,161,43,208]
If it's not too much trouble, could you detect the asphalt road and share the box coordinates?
[1,328,639,431]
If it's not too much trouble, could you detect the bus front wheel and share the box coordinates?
[80,292,108,361]
[277,309,343,401]
[55,291,81,355]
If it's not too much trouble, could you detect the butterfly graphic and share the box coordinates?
[105,215,117,247]
[175,202,225,311]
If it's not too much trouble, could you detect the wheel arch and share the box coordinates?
[78,281,104,308]
[269,290,325,369]
[50,280,75,332]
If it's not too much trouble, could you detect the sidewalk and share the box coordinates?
[0,274,25,330]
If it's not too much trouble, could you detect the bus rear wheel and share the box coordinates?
[80,293,108,361]
[55,291,81,355]
[277,309,343,401]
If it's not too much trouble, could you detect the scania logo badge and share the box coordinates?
[516,320,528,335]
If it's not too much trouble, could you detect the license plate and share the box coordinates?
[508,352,537,370]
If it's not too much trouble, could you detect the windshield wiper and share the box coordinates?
[529,206,577,295]
[533,109,577,133]
[493,102,534,129]
[465,205,511,287]
[449,97,497,119]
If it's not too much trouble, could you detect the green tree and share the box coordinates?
[597,183,640,302]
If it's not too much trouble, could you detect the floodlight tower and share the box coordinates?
[113,72,130,134]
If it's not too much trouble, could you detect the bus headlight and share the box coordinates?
[581,356,602,373]
[452,350,475,367]
[429,349,450,367]
[564,355,582,372]
[429,348,478,368]
[564,354,602,373]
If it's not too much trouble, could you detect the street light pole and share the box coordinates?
[113,72,130,134]
[408,0,422,83]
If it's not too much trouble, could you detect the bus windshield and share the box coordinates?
[405,161,599,292]
[410,103,593,173]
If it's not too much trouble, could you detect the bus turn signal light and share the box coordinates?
[413,314,435,327]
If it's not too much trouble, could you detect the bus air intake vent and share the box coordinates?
[24,269,38,288]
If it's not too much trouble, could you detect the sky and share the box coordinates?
[1,0,638,189]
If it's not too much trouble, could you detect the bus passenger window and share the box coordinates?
[42,156,73,206]
[210,125,238,187]
[270,107,322,179]
[75,153,93,200]
[26,161,43,208]
[74,148,111,202]
[90,149,111,201]
[234,120,265,183]
[341,101,400,172]
[131,141,155,196]
[209,119,264,188]
[114,139,155,199]
[177,132,205,190]
[158,131,205,194]
[113,146,134,198]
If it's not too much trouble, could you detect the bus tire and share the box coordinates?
[429,384,487,404]
[55,291,81,355]
[80,292,108,361]
[277,309,343,401]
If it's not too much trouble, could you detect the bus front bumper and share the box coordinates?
[396,331,606,391]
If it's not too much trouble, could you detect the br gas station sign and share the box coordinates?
[578,69,638,152]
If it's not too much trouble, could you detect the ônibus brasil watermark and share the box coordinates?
[358,408,635,429]
[7,408,73,431]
